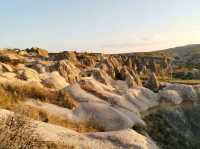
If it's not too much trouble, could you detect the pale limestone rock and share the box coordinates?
[58,60,80,84]
[41,71,69,90]
[86,129,158,149]
[111,80,129,93]
[22,99,79,124]
[0,72,16,79]
[64,83,107,103]
[164,84,198,101]
[73,102,134,131]
[125,87,159,111]
[119,66,142,88]
[125,87,159,112]
[81,68,112,85]
[0,62,13,72]
[18,67,40,81]
[131,70,142,86]
[0,108,158,149]
[79,78,139,113]
[15,63,25,69]
[26,47,48,57]
[32,63,46,73]
[158,89,183,105]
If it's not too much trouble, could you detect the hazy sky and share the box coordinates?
[0,0,200,53]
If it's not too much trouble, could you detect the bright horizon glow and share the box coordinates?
[0,0,200,53]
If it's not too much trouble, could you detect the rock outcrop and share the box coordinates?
[18,67,40,81]
[81,68,112,85]
[41,71,69,90]
[96,56,122,79]
[0,108,158,149]
[158,89,183,105]
[25,47,48,57]
[164,84,198,101]
[0,62,13,72]
[57,60,80,84]
[145,72,160,92]
[31,63,46,73]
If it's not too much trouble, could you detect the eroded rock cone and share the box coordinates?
[35,48,48,57]
[78,55,96,68]
[25,47,48,57]
[97,56,122,79]
[119,66,129,80]
[125,73,138,88]
[57,60,80,84]
[63,51,77,62]
[145,72,160,92]
[81,68,111,85]
[130,70,142,86]
[149,60,158,75]
[120,66,138,88]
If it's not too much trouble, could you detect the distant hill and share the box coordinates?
[163,44,200,57]
[123,44,200,79]
[138,44,200,70]
[162,44,200,69]
[115,44,200,70]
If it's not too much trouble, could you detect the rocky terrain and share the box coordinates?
[0,47,199,149]
[135,44,200,80]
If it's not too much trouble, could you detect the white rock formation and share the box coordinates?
[158,89,183,105]
[41,71,69,90]
[0,108,158,149]
[164,84,199,101]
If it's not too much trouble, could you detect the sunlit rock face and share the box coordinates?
[54,59,81,84]
[40,71,69,90]
[24,47,49,57]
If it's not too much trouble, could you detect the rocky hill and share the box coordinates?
[0,47,199,149]
[126,44,200,80]
[160,44,200,79]
[157,44,200,68]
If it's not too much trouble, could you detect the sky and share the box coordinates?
[0,0,200,53]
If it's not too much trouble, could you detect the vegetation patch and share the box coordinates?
[0,82,78,109]
[139,109,200,149]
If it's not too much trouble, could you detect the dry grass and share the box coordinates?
[0,83,100,133]
[55,90,79,109]
[140,74,200,85]
[0,82,78,109]
[0,86,21,109]
[15,104,100,133]
[1,83,55,101]
[167,79,200,85]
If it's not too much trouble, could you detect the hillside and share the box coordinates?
[131,44,200,80]
[163,44,200,68]
[165,44,200,56]
[131,44,200,66]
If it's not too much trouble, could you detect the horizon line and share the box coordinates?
[0,43,199,54]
